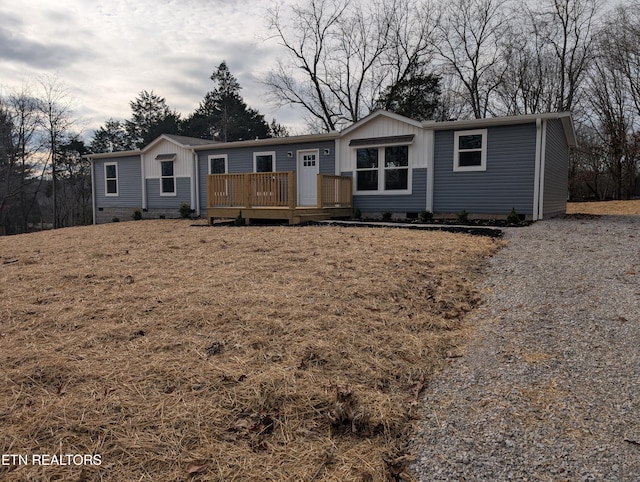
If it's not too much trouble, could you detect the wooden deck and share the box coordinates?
[206,172,353,225]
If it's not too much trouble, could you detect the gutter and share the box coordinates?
[538,119,548,220]
[89,158,96,225]
[533,119,542,221]
[193,150,200,217]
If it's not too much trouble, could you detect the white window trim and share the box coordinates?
[208,154,228,174]
[160,160,177,196]
[104,162,118,197]
[453,129,487,172]
[253,151,276,172]
[353,146,412,195]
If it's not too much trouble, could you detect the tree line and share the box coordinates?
[0,63,286,234]
[90,62,288,153]
[265,0,640,200]
[2,0,639,235]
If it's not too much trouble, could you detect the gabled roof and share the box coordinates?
[192,131,340,151]
[161,134,218,147]
[85,134,216,160]
[142,134,217,152]
[339,110,423,136]
[423,112,577,147]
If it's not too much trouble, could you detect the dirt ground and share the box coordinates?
[567,199,640,215]
[0,221,501,481]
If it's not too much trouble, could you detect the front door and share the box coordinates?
[297,150,319,206]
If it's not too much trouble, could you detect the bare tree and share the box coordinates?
[264,0,440,131]
[528,0,600,113]
[492,20,557,115]
[38,74,76,229]
[602,2,640,117]
[435,0,511,119]
[0,85,46,234]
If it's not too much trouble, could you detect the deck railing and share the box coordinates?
[207,172,352,209]
[318,174,353,208]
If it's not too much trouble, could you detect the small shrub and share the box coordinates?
[112,217,120,223]
[179,202,194,219]
[506,207,520,224]
[353,208,362,220]
[382,211,392,221]
[457,209,469,223]
[132,209,142,221]
[419,210,433,223]
[234,211,245,226]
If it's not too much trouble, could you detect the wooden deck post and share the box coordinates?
[242,173,251,207]
[317,174,323,208]
[288,171,296,209]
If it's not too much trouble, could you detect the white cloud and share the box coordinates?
[0,0,300,140]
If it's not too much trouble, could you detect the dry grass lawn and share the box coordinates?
[567,199,640,215]
[0,221,501,481]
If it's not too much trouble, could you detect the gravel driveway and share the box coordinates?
[410,215,640,481]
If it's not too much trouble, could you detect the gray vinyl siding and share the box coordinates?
[198,140,336,210]
[343,169,428,213]
[94,156,142,207]
[543,119,569,217]
[433,123,537,216]
[146,178,191,209]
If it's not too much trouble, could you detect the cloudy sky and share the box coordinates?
[0,0,305,140]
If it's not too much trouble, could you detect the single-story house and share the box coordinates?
[87,110,576,224]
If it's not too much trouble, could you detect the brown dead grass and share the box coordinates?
[0,221,501,481]
[567,199,640,215]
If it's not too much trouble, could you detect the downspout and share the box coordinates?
[426,130,435,213]
[90,158,96,224]
[532,119,542,221]
[538,119,548,220]
[141,154,147,210]
[193,150,200,217]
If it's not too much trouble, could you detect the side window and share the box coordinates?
[105,163,118,196]
[254,152,276,172]
[160,160,175,194]
[209,155,227,174]
[454,129,487,172]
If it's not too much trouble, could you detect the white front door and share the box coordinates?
[297,150,319,206]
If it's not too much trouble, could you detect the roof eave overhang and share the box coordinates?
[193,132,340,151]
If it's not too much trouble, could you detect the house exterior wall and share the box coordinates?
[339,116,430,172]
[543,118,569,217]
[146,178,192,211]
[143,141,194,178]
[341,169,428,214]
[93,155,143,223]
[197,140,336,211]
[433,123,537,216]
[93,156,142,206]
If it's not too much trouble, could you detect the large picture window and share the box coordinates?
[160,160,175,194]
[355,145,409,192]
[454,129,487,172]
[104,162,118,196]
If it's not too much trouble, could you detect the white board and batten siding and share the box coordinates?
[338,113,432,173]
[143,140,195,179]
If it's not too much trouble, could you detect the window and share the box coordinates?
[209,155,227,174]
[454,129,487,172]
[104,163,118,196]
[355,145,410,192]
[384,146,409,190]
[160,160,175,194]
[253,151,276,172]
